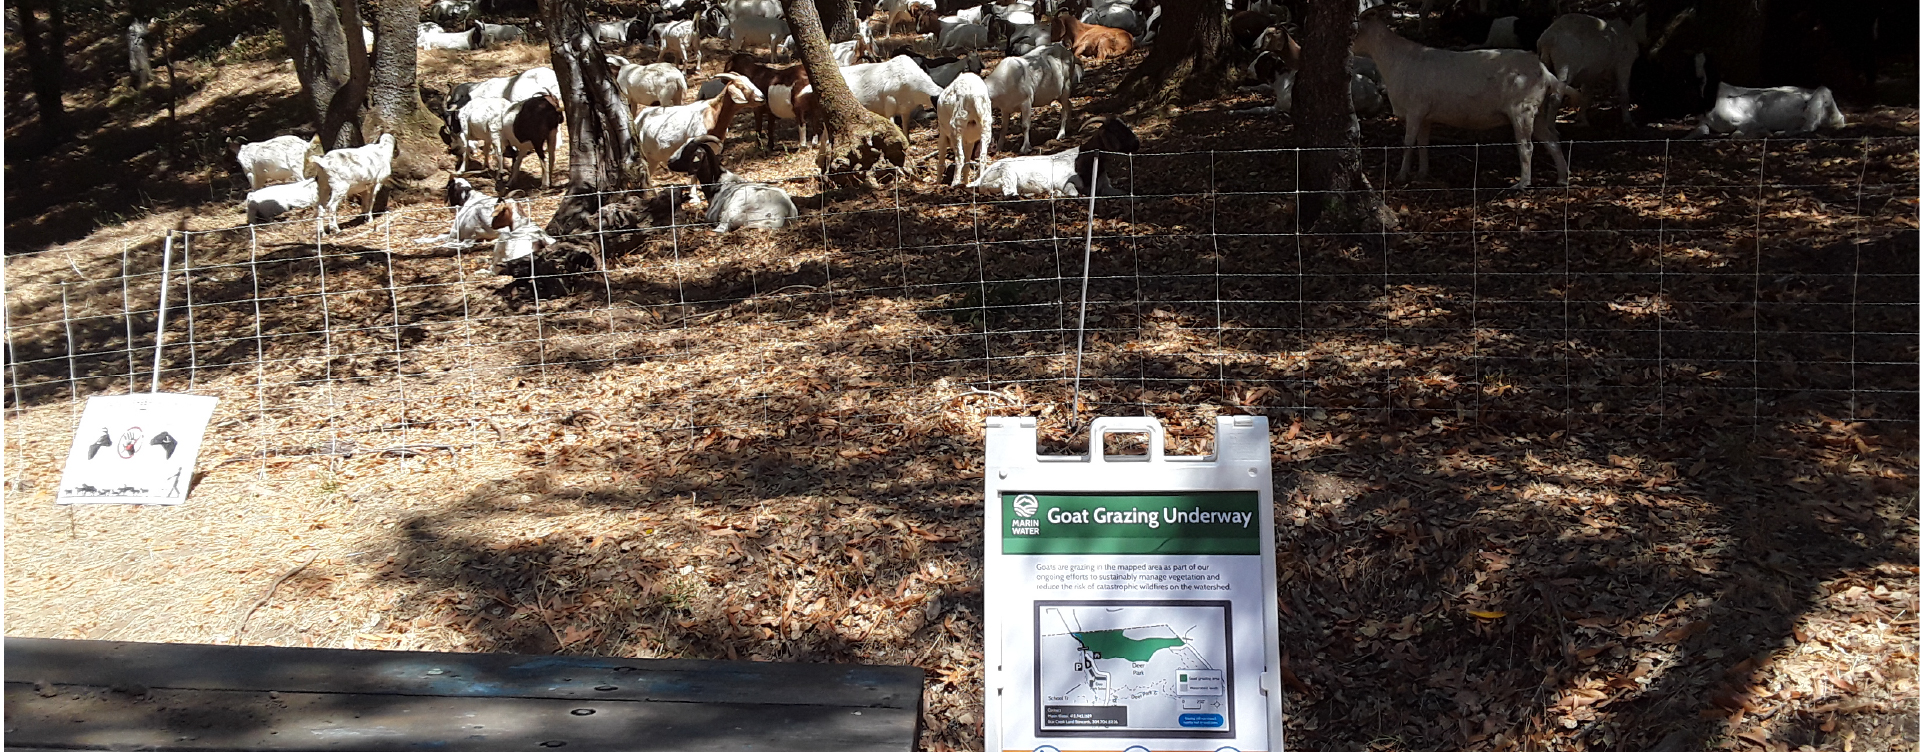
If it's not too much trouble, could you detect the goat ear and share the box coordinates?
[490,202,518,229]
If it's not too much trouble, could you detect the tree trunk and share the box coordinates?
[818,0,863,42]
[18,0,69,148]
[784,0,909,181]
[1295,0,1372,232]
[1115,0,1235,108]
[367,0,420,125]
[540,0,645,236]
[272,0,369,149]
[128,17,155,89]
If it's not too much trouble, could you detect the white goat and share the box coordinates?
[306,133,395,234]
[982,42,1080,153]
[667,136,798,232]
[419,26,484,50]
[841,56,945,133]
[653,20,701,66]
[468,67,560,102]
[490,201,555,267]
[455,96,512,174]
[478,22,523,46]
[618,62,688,110]
[729,13,792,59]
[230,134,321,190]
[1352,15,1571,188]
[937,72,993,186]
[832,34,875,65]
[244,178,320,224]
[1536,13,1641,125]
[1688,83,1845,138]
[939,22,988,54]
[969,116,1136,197]
[593,19,642,45]
[632,72,764,178]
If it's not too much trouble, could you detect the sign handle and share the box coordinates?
[1088,416,1165,463]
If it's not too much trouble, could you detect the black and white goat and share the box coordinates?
[665,135,798,232]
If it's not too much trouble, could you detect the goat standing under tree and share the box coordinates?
[781,0,911,182]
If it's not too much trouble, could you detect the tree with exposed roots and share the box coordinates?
[538,0,648,237]
[782,0,910,181]
[1115,0,1237,107]
[1295,0,1377,232]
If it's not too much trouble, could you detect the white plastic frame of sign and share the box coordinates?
[983,415,1282,752]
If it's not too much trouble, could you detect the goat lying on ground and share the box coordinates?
[420,25,485,50]
[306,133,396,234]
[415,177,516,246]
[1050,12,1131,60]
[1687,83,1845,138]
[244,178,320,224]
[229,134,321,190]
[1352,14,1572,188]
[969,115,1138,197]
[489,199,557,268]
[666,136,798,231]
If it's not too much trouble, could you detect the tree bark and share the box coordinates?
[818,0,863,42]
[540,0,646,236]
[1115,0,1235,108]
[1295,0,1372,232]
[272,0,369,149]
[367,0,421,126]
[128,17,155,89]
[18,0,69,148]
[784,0,909,181]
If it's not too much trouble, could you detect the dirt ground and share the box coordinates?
[5,6,1920,752]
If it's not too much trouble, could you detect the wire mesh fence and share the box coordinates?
[4,136,1917,498]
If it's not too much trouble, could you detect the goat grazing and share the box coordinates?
[455,96,513,174]
[840,55,945,134]
[982,42,1080,153]
[1688,83,1845,138]
[619,62,689,110]
[1352,14,1571,188]
[653,19,701,66]
[937,72,994,187]
[666,136,798,232]
[306,133,396,234]
[893,48,985,88]
[244,178,320,224]
[1535,13,1642,125]
[969,115,1138,197]
[499,93,565,188]
[728,13,792,60]
[229,134,321,190]
[726,54,815,146]
[632,72,764,178]
[1050,12,1131,60]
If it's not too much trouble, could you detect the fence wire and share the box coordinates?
[4,137,1917,497]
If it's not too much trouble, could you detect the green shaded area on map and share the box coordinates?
[1070,629,1185,662]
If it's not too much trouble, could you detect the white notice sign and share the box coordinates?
[985,416,1282,752]
[57,393,218,505]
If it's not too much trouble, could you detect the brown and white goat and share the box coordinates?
[632,72,764,178]
[725,53,816,148]
[1050,12,1131,61]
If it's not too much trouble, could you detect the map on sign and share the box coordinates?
[1033,600,1233,736]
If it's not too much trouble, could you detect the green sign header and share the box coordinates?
[1002,491,1262,555]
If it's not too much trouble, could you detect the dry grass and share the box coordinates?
[6,12,1920,752]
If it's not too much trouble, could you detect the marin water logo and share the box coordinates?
[1013,494,1039,518]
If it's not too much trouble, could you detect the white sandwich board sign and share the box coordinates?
[985,415,1282,752]
[57,393,218,505]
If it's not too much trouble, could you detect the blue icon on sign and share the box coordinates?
[1178,713,1225,728]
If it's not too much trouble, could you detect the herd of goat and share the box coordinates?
[225,0,1856,268]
